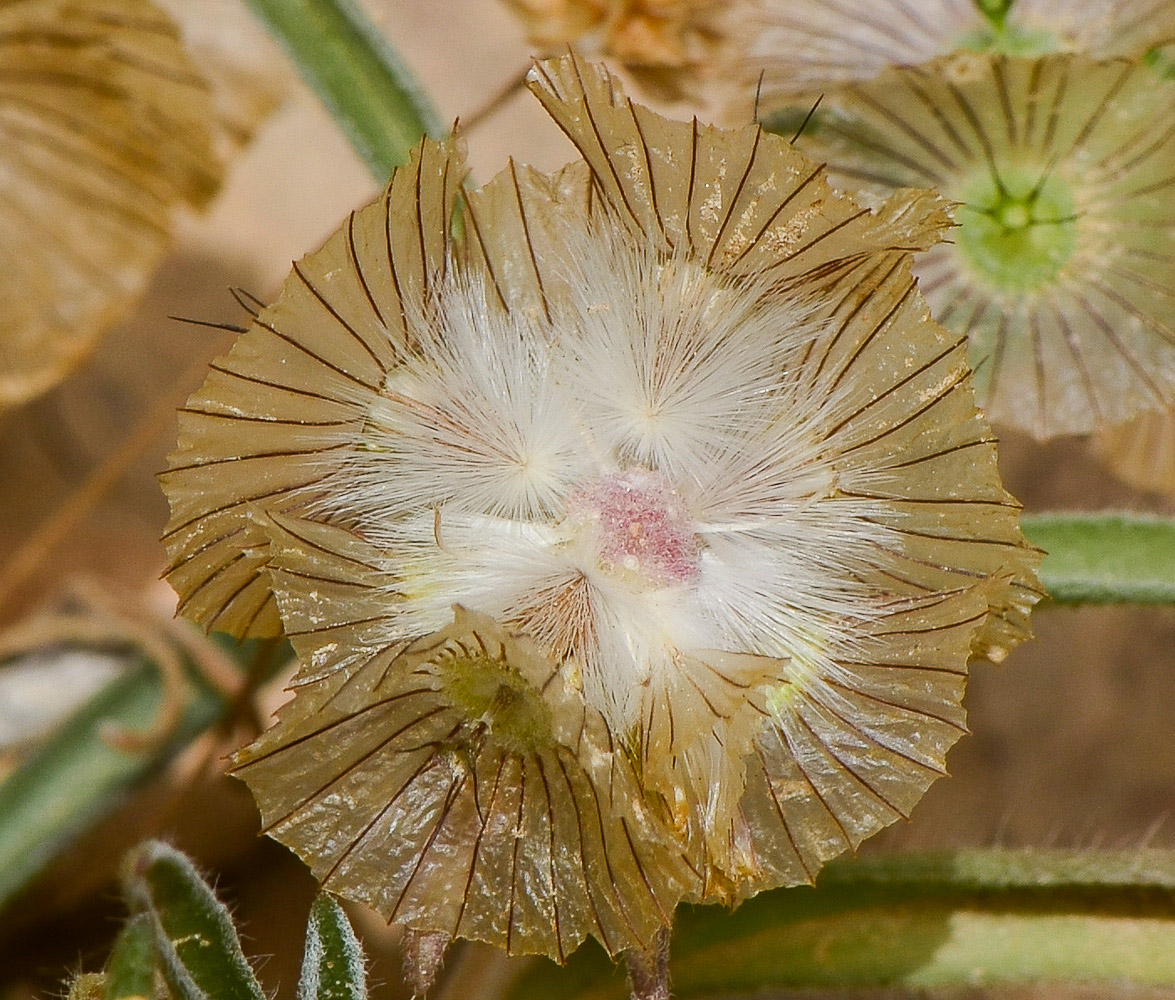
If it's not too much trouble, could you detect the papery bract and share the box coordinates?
[0,0,283,411]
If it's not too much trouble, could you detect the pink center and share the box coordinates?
[568,468,700,586]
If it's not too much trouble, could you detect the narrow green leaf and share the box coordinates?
[104,913,156,1000]
[243,0,441,181]
[0,655,222,911]
[299,894,368,1000]
[504,850,1175,999]
[1022,512,1175,603]
[123,841,265,1000]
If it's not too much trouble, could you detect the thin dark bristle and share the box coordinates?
[237,287,267,308]
[230,287,266,315]
[1028,155,1062,199]
[169,314,249,334]
[791,94,824,146]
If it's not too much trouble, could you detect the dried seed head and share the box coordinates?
[767,51,1175,438]
[164,55,1041,960]
[500,0,730,100]
[0,0,224,409]
[731,0,1164,108]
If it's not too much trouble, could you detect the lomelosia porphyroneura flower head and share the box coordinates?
[162,56,1041,962]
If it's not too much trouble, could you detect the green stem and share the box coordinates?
[505,849,1175,999]
[1022,511,1175,604]
[0,635,284,915]
[244,0,442,182]
[0,658,222,911]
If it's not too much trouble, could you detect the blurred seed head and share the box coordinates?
[500,0,730,100]
[755,51,1175,439]
[0,0,283,411]
[730,0,1174,109]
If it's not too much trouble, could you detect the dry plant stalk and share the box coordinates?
[162,54,1040,966]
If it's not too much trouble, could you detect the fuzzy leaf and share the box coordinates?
[505,849,1175,998]
[1023,512,1175,604]
[103,913,157,1000]
[298,895,368,1000]
[123,841,265,1000]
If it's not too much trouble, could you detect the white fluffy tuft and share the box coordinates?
[321,219,901,732]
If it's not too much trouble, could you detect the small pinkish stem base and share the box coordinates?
[624,926,671,1000]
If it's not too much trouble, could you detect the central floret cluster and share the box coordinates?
[341,240,866,736]
[567,468,700,586]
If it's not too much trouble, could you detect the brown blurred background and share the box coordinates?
[0,2,1172,998]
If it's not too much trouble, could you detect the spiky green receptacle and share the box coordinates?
[958,23,1059,56]
[964,0,1058,57]
[956,168,1078,294]
[437,653,555,755]
[974,0,1014,21]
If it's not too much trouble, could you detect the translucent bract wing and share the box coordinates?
[234,514,700,958]
[0,0,221,407]
[1093,408,1175,496]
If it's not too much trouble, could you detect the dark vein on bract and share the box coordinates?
[508,158,553,324]
[533,755,566,961]
[348,210,389,330]
[705,125,762,270]
[792,700,908,819]
[751,741,814,882]
[291,261,385,374]
[627,98,671,251]
[239,686,439,775]
[455,752,509,938]
[390,767,469,923]
[552,753,615,954]
[461,192,509,314]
